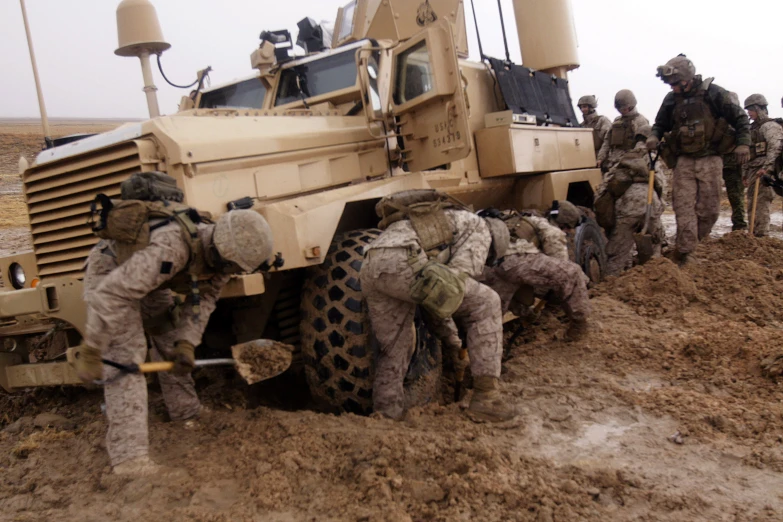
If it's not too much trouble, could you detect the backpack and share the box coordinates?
[89,172,212,315]
[375,189,469,259]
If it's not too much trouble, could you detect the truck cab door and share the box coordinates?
[389,19,471,172]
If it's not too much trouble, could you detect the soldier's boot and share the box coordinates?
[467,376,518,423]
[564,319,589,342]
[113,456,161,476]
[670,249,695,268]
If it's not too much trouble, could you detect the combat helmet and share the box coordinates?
[213,210,274,272]
[614,89,637,110]
[577,95,598,109]
[656,54,696,85]
[744,93,768,109]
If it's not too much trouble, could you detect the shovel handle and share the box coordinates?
[750,177,761,236]
[137,359,237,374]
[138,361,175,373]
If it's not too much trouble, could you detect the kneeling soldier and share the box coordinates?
[361,190,516,423]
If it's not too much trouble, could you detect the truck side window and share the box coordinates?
[393,41,433,105]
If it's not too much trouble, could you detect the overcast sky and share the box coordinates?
[2,0,782,123]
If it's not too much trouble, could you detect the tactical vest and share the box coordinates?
[750,120,768,160]
[376,190,469,260]
[671,79,718,155]
[582,114,606,152]
[503,213,541,249]
[608,117,638,151]
[90,195,215,313]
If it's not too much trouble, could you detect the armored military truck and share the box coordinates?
[0,0,603,414]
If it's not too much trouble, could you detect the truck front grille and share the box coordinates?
[23,142,143,279]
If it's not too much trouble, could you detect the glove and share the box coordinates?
[172,340,196,375]
[73,344,103,383]
[735,144,750,165]
[645,135,660,151]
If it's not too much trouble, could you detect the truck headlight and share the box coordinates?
[9,263,25,289]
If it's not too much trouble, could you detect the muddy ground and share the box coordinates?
[1,124,783,521]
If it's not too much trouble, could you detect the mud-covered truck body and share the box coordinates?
[1,0,602,413]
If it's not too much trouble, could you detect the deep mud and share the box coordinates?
[1,124,783,521]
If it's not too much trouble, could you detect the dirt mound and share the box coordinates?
[599,257,697,317]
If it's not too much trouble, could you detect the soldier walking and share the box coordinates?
[743,94,783,237]
[647,55,750,265]
[722,92,747,231]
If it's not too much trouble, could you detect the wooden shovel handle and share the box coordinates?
[750,177,761,236]
[138,361,175,373]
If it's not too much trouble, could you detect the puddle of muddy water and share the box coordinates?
[661,209,783,241]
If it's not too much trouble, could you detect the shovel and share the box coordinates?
[93,339,294,386]
[633,150,659,265]
[749,176,761,236]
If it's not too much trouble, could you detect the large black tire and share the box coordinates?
[574,217,607,284]
[301,229,440,415]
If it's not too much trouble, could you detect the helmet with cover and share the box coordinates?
[656,54,696,85]
[578,95,598,109]
[213,210,274,272]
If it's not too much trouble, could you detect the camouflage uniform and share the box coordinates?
[651,76,751,254]
[597,109,650,172]
[722,153,747,230]
[582,112,613,155]
[596,153,665,275]
[84,222,230,467]
[483,215,590,323]
[360,210,501,419]
[744,118,783,236]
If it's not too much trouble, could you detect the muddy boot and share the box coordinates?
[564,319,589,342]
[671,250,695,268]
[113,456,161,476]
[467,376,518,423]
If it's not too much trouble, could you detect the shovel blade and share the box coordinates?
[633,233,654,265]
[230,339,294,385]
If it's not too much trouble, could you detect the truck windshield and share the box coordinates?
[200,77,267,109]
[275,50,358,107]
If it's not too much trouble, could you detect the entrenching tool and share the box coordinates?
[85,339,293,386]
[749,176,761,236]
[633,150,659,265]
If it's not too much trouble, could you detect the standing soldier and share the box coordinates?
[361,190,516,423]
[743,94,783,237]
[597,90,650,173]
[480,209,591,341]
[595,129,665,276]
[75,173,275,475]
[578,95,612,156]
[721,92,747,231]
[646,55,751,265]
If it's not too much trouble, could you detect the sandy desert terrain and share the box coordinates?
[0,122,782,521]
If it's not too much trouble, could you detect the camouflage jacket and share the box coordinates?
[83,222,230,353]
[582,112,613,152]
[597,110,650,169]
[745,118,783,174]
[367,209,490,278]
[505,215,569,261]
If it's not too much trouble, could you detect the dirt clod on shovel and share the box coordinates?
[231,339,294,385]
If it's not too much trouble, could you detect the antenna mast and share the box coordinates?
[19,0,52,148]
[496,0,512,63]
[470,0,486,61]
